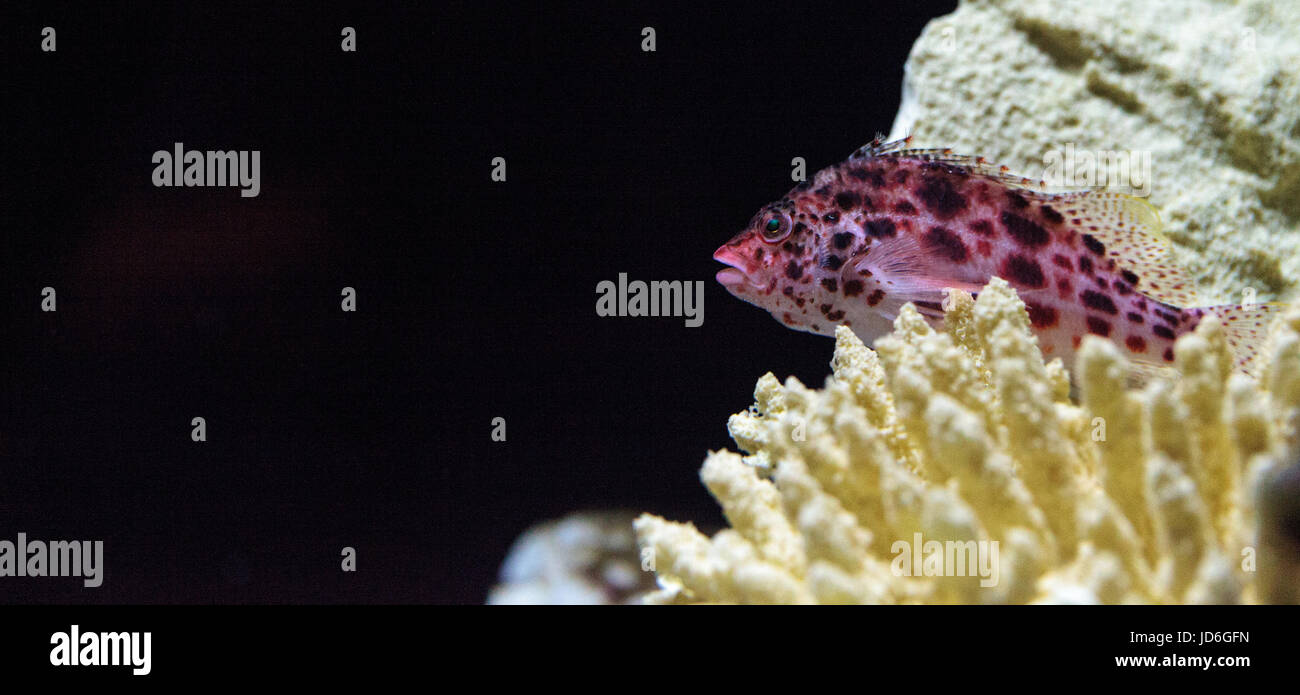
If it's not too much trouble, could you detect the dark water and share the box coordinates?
[1,1,958,603]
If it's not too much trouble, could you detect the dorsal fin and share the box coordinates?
[849,138,1049,189]
[1034,190,1199,307]
[848,134,910,159]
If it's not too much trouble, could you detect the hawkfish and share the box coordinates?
[713,137,1280,375]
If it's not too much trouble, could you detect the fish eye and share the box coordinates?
[760,213,790,241]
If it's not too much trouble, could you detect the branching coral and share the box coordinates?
[636,279,1300,604]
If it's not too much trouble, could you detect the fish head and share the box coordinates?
[713,203,794,295]
[714,176,875,336]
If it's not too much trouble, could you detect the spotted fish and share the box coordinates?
[713,137,1281,374]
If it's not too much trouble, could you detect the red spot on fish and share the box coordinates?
[1156,309,1181,326]
[821,278,838,293]
[1052,254,1072,270]
[1081,234,1106,255]
[894,200,917,214]
[1125,335,1147,353]
[969,219,994,236]
[977,240,992,257]
[864,218,896,238]
[916,175,968,218]
[1152,324,1175,340]
[843,280,864,297]
[1001,211,1050,247]
[924,226,969,263]
[1163,347,1175,362]
[867,289,885,306]
[1086,316,1112,337]
[1126,312,1143,323]
[1001,254,1046,288]
[1078,255,1094,274]
[1040,205,1064,224]
[785,260,803,279]
[1025,301,1059,328]
[1081,290,1118,315]
[835,191,860,211]
[1006,191,1029,209]
[1072,335,1082,349]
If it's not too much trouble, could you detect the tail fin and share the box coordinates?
[1205,302,1287,375]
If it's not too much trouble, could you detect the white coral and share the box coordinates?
[636,280,1300,604]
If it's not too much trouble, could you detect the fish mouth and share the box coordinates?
[713,245,757,289]
[716,267,748,286]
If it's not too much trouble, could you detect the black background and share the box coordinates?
[2,1,957,604]
[0,605,1284,683]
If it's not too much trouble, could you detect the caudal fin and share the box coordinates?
[1205,302,1287,375]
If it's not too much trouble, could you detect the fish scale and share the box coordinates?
[714,138,1281,375]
